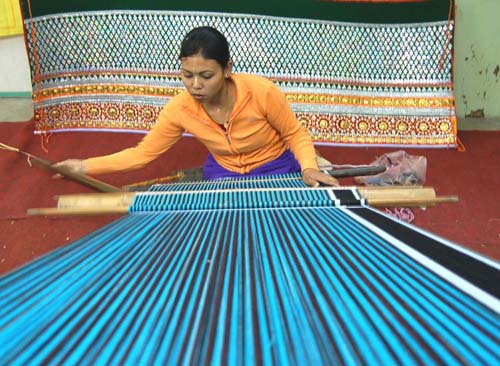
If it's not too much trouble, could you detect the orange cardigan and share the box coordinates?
[85,73,319,175]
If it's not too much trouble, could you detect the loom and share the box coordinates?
[1,173,499,365]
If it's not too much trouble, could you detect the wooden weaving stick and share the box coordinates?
[0,142,121,193]
[27,186,459,216]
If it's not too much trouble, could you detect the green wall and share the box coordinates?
[454,0,500,117]
[20,0,451,23]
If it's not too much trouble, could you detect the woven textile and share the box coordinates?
[1,174,499,364]
[23,7,457,147]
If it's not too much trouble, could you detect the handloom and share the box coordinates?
[1,173,498,365]
[28,183,456,216]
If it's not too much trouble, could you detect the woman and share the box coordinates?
[56,26,339,187]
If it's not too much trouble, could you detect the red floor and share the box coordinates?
[1,121,499,275]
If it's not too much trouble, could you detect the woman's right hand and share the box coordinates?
[52,159,87,176]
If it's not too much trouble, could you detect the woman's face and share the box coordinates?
[180,53,231,104]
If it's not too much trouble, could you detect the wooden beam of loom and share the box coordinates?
[26,186,458,216]
[0,142,121,193]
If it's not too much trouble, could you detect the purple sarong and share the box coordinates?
[203,150,301,180]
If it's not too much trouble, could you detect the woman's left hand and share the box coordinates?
[302,168,340,187]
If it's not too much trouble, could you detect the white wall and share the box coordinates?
[454,0,500,118]
[0,34,32,95]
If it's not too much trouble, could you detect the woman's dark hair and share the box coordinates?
[179,26,230,69]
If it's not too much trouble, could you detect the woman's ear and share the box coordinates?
[224,60,233,78]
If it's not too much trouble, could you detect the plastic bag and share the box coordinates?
[355,150,427,186]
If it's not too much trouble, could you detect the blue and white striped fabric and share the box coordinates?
[0,174,498,365]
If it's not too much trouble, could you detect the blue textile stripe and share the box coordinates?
[0,204,498,365]
[0,175,498,364]
[148,172,306,191]
[130,188,352,212]
[132,173,363,212]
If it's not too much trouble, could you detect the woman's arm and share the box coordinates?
[264,83,339,187]
[54,105,184,175]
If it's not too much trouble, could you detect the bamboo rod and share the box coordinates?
[358,186,436,202]
[368,195,459,208]
[27,186,458,216]
[56,192,135,209]
[27,206,129,216]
